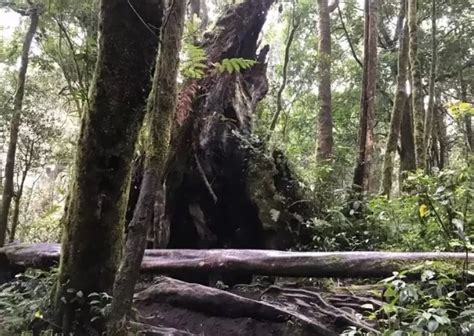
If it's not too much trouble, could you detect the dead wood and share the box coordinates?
[1,244,471,279]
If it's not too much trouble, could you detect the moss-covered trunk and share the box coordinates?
[408,0,425,169]
[54,0,163,332]
[107,1,186,334]
[0,7,39,247]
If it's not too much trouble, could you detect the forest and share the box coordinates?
[0,0,472,335]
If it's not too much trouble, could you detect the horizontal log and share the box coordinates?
[0,243,471,278]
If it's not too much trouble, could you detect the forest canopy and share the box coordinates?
[0,0,473,335]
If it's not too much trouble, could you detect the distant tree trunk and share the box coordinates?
[353,0,378,192]
[268,12,299,137]
[189,0,208,31]
[423,0,436,172]
[460,72,473,152]
[408,0,424,169]
[399,95,417,183]
[54,0,164,333]
[107,2,186,334]
[381,20,409,197]
[9,142,33,243]
[0,7,39,247]
[316,0,338,161]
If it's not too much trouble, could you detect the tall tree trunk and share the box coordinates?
[399,95,417,183]
[460,72,473,152]
[381,20,409,197]
[316,0,338,161]
[353,0,378,192]
[54,0,164,333]
[107,2,186,334]
[0,7,39,247]
[423,0,437,172]
[408,0,424,169]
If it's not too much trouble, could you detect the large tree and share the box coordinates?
[315,0,338,161]
[107,1,186,334]
[54,0,164,332]
[353,0,378,192]
[0,4,40,247]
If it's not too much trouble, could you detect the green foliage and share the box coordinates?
[0,269,57,335]
[180,43,208,79]
[214,58,257,74]
[343,265,474,335]
[180,43,256,79]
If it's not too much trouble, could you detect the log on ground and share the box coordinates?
[0,243,471,278]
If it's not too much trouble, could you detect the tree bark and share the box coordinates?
[423,0,437,172]
[315,0,337,161]
[54,0,164,333]
[0,6,39,247]
[189,0,208,31]
[460,72,473,152]
[9,158,30,243]
[1,244,472,279]
[399,95,417,180]
[107,2,186,334]
[381,20,409,196]
[408,0,425,169]
[164,0,312,252]
[353,0,378,192]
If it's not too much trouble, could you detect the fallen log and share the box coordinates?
[0,243,471,278]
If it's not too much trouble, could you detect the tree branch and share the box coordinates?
[337,4,363,68]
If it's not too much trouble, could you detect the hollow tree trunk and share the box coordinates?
[164,0,312,252]
[54,0,164,333]
[408,0,425,168]
[107,2,186,334]
[381,20,409,197]
[353,0,378,192]
[0,6,39,247]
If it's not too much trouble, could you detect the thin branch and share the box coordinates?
[337,4,363,68]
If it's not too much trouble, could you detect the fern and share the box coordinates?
[180,43,257,79]
[180,43,208,79]
[215,58,257,74]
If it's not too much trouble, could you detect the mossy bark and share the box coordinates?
[107,1,186,334]
[408,0,425,169]
[0,7,39,247]
[381,22,409,197]
[54,0,163,332]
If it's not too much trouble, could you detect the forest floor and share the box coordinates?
[134,275,383,336]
